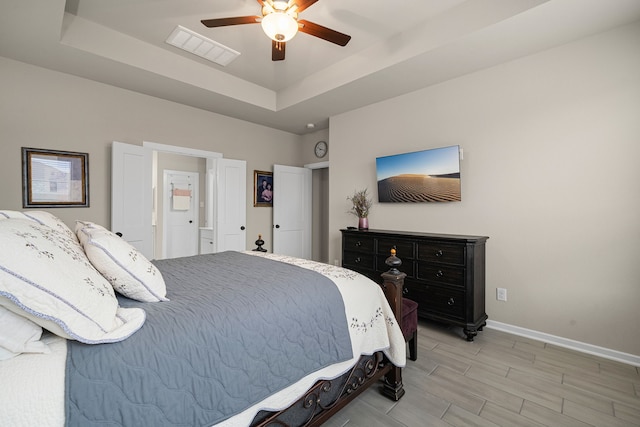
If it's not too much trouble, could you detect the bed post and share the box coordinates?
[380,248,406,401]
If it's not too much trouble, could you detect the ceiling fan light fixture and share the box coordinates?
[272,0,289,11]
[261,11,298,42]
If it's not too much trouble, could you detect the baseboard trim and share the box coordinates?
[485,320,640,367]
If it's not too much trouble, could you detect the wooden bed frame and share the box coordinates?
[250,263,407,426]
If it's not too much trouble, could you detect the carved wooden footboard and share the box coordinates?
[250,259,407,427]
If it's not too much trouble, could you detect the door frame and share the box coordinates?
[144,142,222,257]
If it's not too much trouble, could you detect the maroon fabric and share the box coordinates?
[401,298,418,340]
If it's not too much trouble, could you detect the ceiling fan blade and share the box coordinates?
[201,16,260,28]
[272,40,286,61]
[298,20,351,46]
[296,0,320,13]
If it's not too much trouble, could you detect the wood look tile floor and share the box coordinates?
[323,320,640,427]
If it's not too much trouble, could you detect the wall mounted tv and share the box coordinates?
[376,145,461,203]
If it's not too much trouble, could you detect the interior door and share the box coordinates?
[111,141,153,259]
[273,164,312,259]
[216,158,247,252]
[162,170,199,259]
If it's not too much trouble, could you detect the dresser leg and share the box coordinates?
[464,328,478,342]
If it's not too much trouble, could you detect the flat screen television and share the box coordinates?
[376,145,461,203]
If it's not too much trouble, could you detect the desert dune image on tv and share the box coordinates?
[376,145,461,203]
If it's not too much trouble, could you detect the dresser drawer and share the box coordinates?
[417,242,465,265]
[416,262,465,287]
[343,235,375,253]
[405,284,465,320]
[376,238,414,259]
[343,250,375,270]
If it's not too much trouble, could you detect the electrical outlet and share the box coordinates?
[497,288,507,301]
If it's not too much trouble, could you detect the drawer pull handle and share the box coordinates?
[447,298,455,306]
[355,241,362,247]
[355,257,361,263]
[402,287,408,295]
[435,250,443,257]
[436,270,444,278]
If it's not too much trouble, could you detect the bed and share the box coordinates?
[0,211,406,426]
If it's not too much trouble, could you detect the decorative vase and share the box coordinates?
[358,217,369,230]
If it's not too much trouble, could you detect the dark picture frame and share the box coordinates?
[254,170,273,207]
[22,147,89,208]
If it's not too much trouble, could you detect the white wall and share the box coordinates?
[0,56,303,251]
[328,22,640,356]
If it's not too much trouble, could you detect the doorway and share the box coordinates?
[112,141,223,260]
[162,170,199,259]
[311,167,329,263]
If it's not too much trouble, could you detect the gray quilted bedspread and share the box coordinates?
[65,251,352,426]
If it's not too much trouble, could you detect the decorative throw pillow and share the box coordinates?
[27,211,79,243]
[0,210,27,220]
[0,210,78,243]
[0,306,51,360]
[75,219,107,235]
[0,219,145,344]
[76,221,168,302]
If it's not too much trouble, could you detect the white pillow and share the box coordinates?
[27,211,79,243]
[0,219,145,344]
[0,210,78,243]
[74,219,106,235]
[0,306,51,360]
[0,210,27,220]
[76,221,168,302]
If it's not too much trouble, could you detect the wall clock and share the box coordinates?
[314,141,328,158]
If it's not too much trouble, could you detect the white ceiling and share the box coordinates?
[2,0,640,135]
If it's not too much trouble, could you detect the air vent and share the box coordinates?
[166,25,240,66]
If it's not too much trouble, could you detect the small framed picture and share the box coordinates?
[254,170,273,207]
[22,147,89,208]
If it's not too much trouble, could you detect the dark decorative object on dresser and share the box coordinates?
[341,229,489,341]
[253,234,267,252]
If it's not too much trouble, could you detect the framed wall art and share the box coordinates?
[376,145,461,203]
[22,147,89,208]
[254,170,273,207]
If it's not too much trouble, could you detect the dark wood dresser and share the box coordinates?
[341,228,489,341]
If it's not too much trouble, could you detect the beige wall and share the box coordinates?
[300,128,330,165]
[329,22,640,356]
[0,56,302,251]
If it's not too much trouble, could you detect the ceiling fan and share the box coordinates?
[201,0,351,61]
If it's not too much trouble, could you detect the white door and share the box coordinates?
[111,141,153,259]
[162,170,199,259]
[273,164,312,259]
[216,158,247,252]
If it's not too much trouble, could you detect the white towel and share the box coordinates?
[172,195,190,211]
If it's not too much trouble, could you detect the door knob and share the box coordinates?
[275,224,280,228]
[240,226,245,230]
